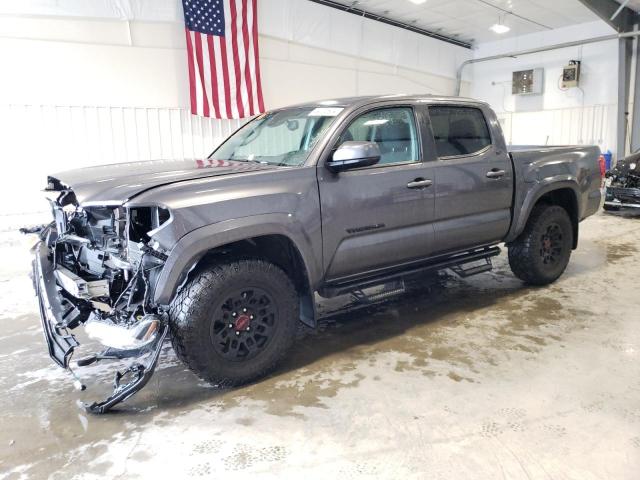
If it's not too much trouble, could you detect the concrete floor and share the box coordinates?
[0,212,639,479]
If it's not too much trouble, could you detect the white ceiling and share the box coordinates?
[329,0,603,45]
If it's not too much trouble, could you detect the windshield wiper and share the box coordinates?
[224,156,269,165]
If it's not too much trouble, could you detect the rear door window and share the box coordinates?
[429,106,492,158]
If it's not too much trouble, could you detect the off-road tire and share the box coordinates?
[169,259,299,387]
[508,204,573,286]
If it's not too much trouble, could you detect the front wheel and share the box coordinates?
[169,259,299,386]
[508,204,574,286]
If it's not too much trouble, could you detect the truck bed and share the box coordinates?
[505,145,603,245]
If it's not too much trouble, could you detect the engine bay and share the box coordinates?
[29,181,173,413]
[605,156,640,210]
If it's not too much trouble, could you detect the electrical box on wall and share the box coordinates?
[512,68,544,95]
[561,60,581,89]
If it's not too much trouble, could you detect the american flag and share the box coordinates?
[182,0,265,119]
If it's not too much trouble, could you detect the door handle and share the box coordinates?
[407,178,433,189]
[486,169,506,179]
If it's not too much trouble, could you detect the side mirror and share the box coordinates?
[326,141,381,173]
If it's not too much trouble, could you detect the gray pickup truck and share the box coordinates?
[31,95,604,412]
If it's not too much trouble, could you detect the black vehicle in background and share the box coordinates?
[605,151,640,212]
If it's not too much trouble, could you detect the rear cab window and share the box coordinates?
[428,106,492,158]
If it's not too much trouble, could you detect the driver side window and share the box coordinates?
[338,107,420,165]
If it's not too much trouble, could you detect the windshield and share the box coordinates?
[209,107,343,166]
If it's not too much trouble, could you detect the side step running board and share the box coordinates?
[450,258,493,278]
[321,246,501,298]
[350,280,406,304]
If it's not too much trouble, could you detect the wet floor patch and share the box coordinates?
[600,241,639,263]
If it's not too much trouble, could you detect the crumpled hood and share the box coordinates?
[48,159,277,205]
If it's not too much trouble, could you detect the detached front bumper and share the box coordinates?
[32,241,168,413]
[605,186,640,210]
[33,241,81,369]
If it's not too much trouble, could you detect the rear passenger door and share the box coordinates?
[428,105,513,254]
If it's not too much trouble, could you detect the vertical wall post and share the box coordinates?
[630,26,640,154]
[618,37,633,160]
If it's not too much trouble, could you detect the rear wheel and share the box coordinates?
[169,259,299,386]
[508,204,574,286]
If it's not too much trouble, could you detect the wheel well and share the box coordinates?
[197,235,316,327]
[535,188,579,249]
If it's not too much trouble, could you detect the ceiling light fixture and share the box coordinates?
[408,0,427,5]
[490,14,510,34]
[489,23,510,34]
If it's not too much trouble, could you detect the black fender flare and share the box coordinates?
[505,178,581,245]
[153,213,321,327]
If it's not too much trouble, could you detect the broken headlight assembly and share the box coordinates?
[28,194,174,413]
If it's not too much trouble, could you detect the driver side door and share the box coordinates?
[317,105,437,282]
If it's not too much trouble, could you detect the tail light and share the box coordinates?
[598,154,607,189]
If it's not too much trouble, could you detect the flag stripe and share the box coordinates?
[251,0,265,112]
[229,0,245,119]
[213,36,229,119]
[201,32,213,117]
[194,32,210,118]
[237,0,250,116]
[219,31,233,119]
[223,0,238,118]
[246,0,259,114]
[192,31,204,116]
[185,28,198,115]
[241,0,254,116]
[206,35,221,119]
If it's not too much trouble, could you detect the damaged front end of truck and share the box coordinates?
[605,154,640,212]
[30,177,173,413]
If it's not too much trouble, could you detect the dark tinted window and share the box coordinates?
[338,107,419,165]
[429,106,492,158]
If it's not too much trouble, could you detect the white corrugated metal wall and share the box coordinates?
[497,104,617,151]
[0,104,244,223]
[1,104,243,167]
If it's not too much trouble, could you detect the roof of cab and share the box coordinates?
[282,94,488,110]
